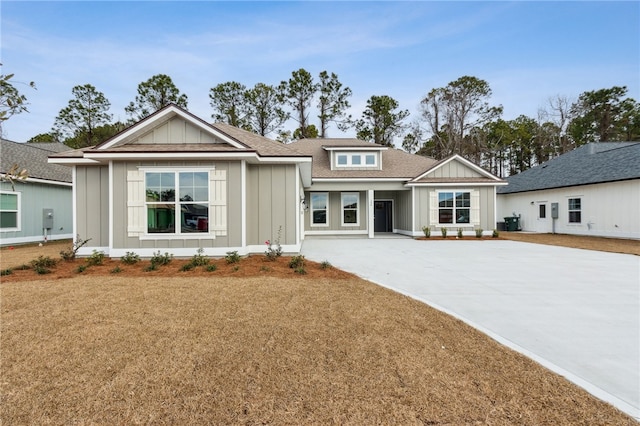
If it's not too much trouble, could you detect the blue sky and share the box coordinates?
[1,1,638,143]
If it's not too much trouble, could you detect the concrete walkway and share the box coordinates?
[301,237,640,420]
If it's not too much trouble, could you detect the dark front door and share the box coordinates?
[374,201,393,232]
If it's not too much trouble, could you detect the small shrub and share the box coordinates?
[232,265,240,272]
[150,251,173,267]
[440,227,448,238]
[422,226,431,238]
[264,226,283,261]
[76,265,87,273]
[111,266,122,274]
[180,263,195,272]
[492,229,499,238]
[260,265,272,272]
[86,250,105,266]
[206,264,217,272]
[34,266,52,275]
[31,255,57,269]
[295,266,307,275]
[144,263,158,272]
[1,268,13,276]
[14,264,31,271]
[121,252,140,265]
[457,228,463,239]
[475,228,484,238]
[320,260,332,270]
[289,255,305,269]
[60,235,91,261]
[225,251,240,264]
[189,248,209,267]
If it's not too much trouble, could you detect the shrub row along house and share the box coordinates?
[1,139,73,245]
[48,104,506,257]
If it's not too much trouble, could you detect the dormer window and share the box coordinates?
[334,152,378,168]
[323,145,387,171]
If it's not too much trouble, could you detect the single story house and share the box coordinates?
[49,104,506,257]
[497,142,640,239]
[1,139,73,245]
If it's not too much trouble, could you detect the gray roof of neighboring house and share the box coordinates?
[498,142,640,194]
[1,139,73,183]
[289,138,437,179]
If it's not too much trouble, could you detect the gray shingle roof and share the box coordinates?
[498,142,640,194]
[1,139,72,183]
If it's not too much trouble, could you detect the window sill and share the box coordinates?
[139,233,215,240]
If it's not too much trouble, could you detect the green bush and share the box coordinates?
[320,260,332,270]
[475,228,484,238]
[150,251,173,267]
[76,265,87,273]
[180,263,195,272]
[264,226,283,261]
[206,264,217,272]
[289,255,305,269]
[422,226,431,238]
[457,228,463,239]
[121,252,141,265]
[225,251,240,264]
[34,266,52,275]
[492,229,500,238]
[1,268,13,276]
[189,248,209,267]
[86,250,105,266]
[111,266,122,274]
[440,227,448,238]
[59,235,91,261]
[31,255,57,269]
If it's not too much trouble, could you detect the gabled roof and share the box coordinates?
[409,154,504,185]
[498,142,640,194]
[290,138,437,179]
[1,139,72,184]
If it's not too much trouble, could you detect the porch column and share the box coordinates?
[368,189,374,238]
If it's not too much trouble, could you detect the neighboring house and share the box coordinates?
[497,142,640,239]
[1,139,73,245]
[49,104,506,257]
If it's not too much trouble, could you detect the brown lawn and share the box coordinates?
[0,236,637,424]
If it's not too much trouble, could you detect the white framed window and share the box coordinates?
[438,191,470,224]
[334,152,378,168]
[310,192,328,226]
[568,198,581,223]
[341,192,359,226]
[0,191,20,231]
[145,171,209,234]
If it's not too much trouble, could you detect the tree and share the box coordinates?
[244,83,289,136]
[420,76,502,159]
[278,68,318,139]
[125,74,188,122]
[53,84,112,148]
[293,124,318,140]
[209,81,249,129]
[317,71,352,137]
[62,122,127,148]
[0,66,36,131]
[0,163,28,191]
[568,86,634,144]
[355,95,409,147]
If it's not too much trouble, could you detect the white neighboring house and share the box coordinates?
[497,142,640,239]
[1,139,74,245]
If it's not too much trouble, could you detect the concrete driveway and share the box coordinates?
[301,236,640,420]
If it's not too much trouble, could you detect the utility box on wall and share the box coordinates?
[43,208,54,229]
[551,203,559,219]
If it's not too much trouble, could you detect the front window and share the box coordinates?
[0,192,20,230]
[311,193,328,226]
[341,192,359,226]
[568,198,581,223]
[438,192,470,224]
[146,171,209,234]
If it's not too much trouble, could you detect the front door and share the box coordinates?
[374,201,393,232]
[536,202,549,233]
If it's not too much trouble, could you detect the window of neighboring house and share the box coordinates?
[539,204,546,219]
[438,191,470,224]
[341,192,359,226]
[568,198,581,223]
[0,191,20,230]
[146,171,209,234]
[310,192,328,226]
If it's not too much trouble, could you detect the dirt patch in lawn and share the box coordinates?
[2,276,635,425]
[500,232,640,256]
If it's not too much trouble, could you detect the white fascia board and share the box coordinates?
[84,152,258,161]
[99,106,246,150]
[48,157,100,165]
[312,177,408,183]
[257,156,312,164]
[323,146,388,151]
[405,181,509,187]
[412,154,503,182]
[24,177,73,187]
